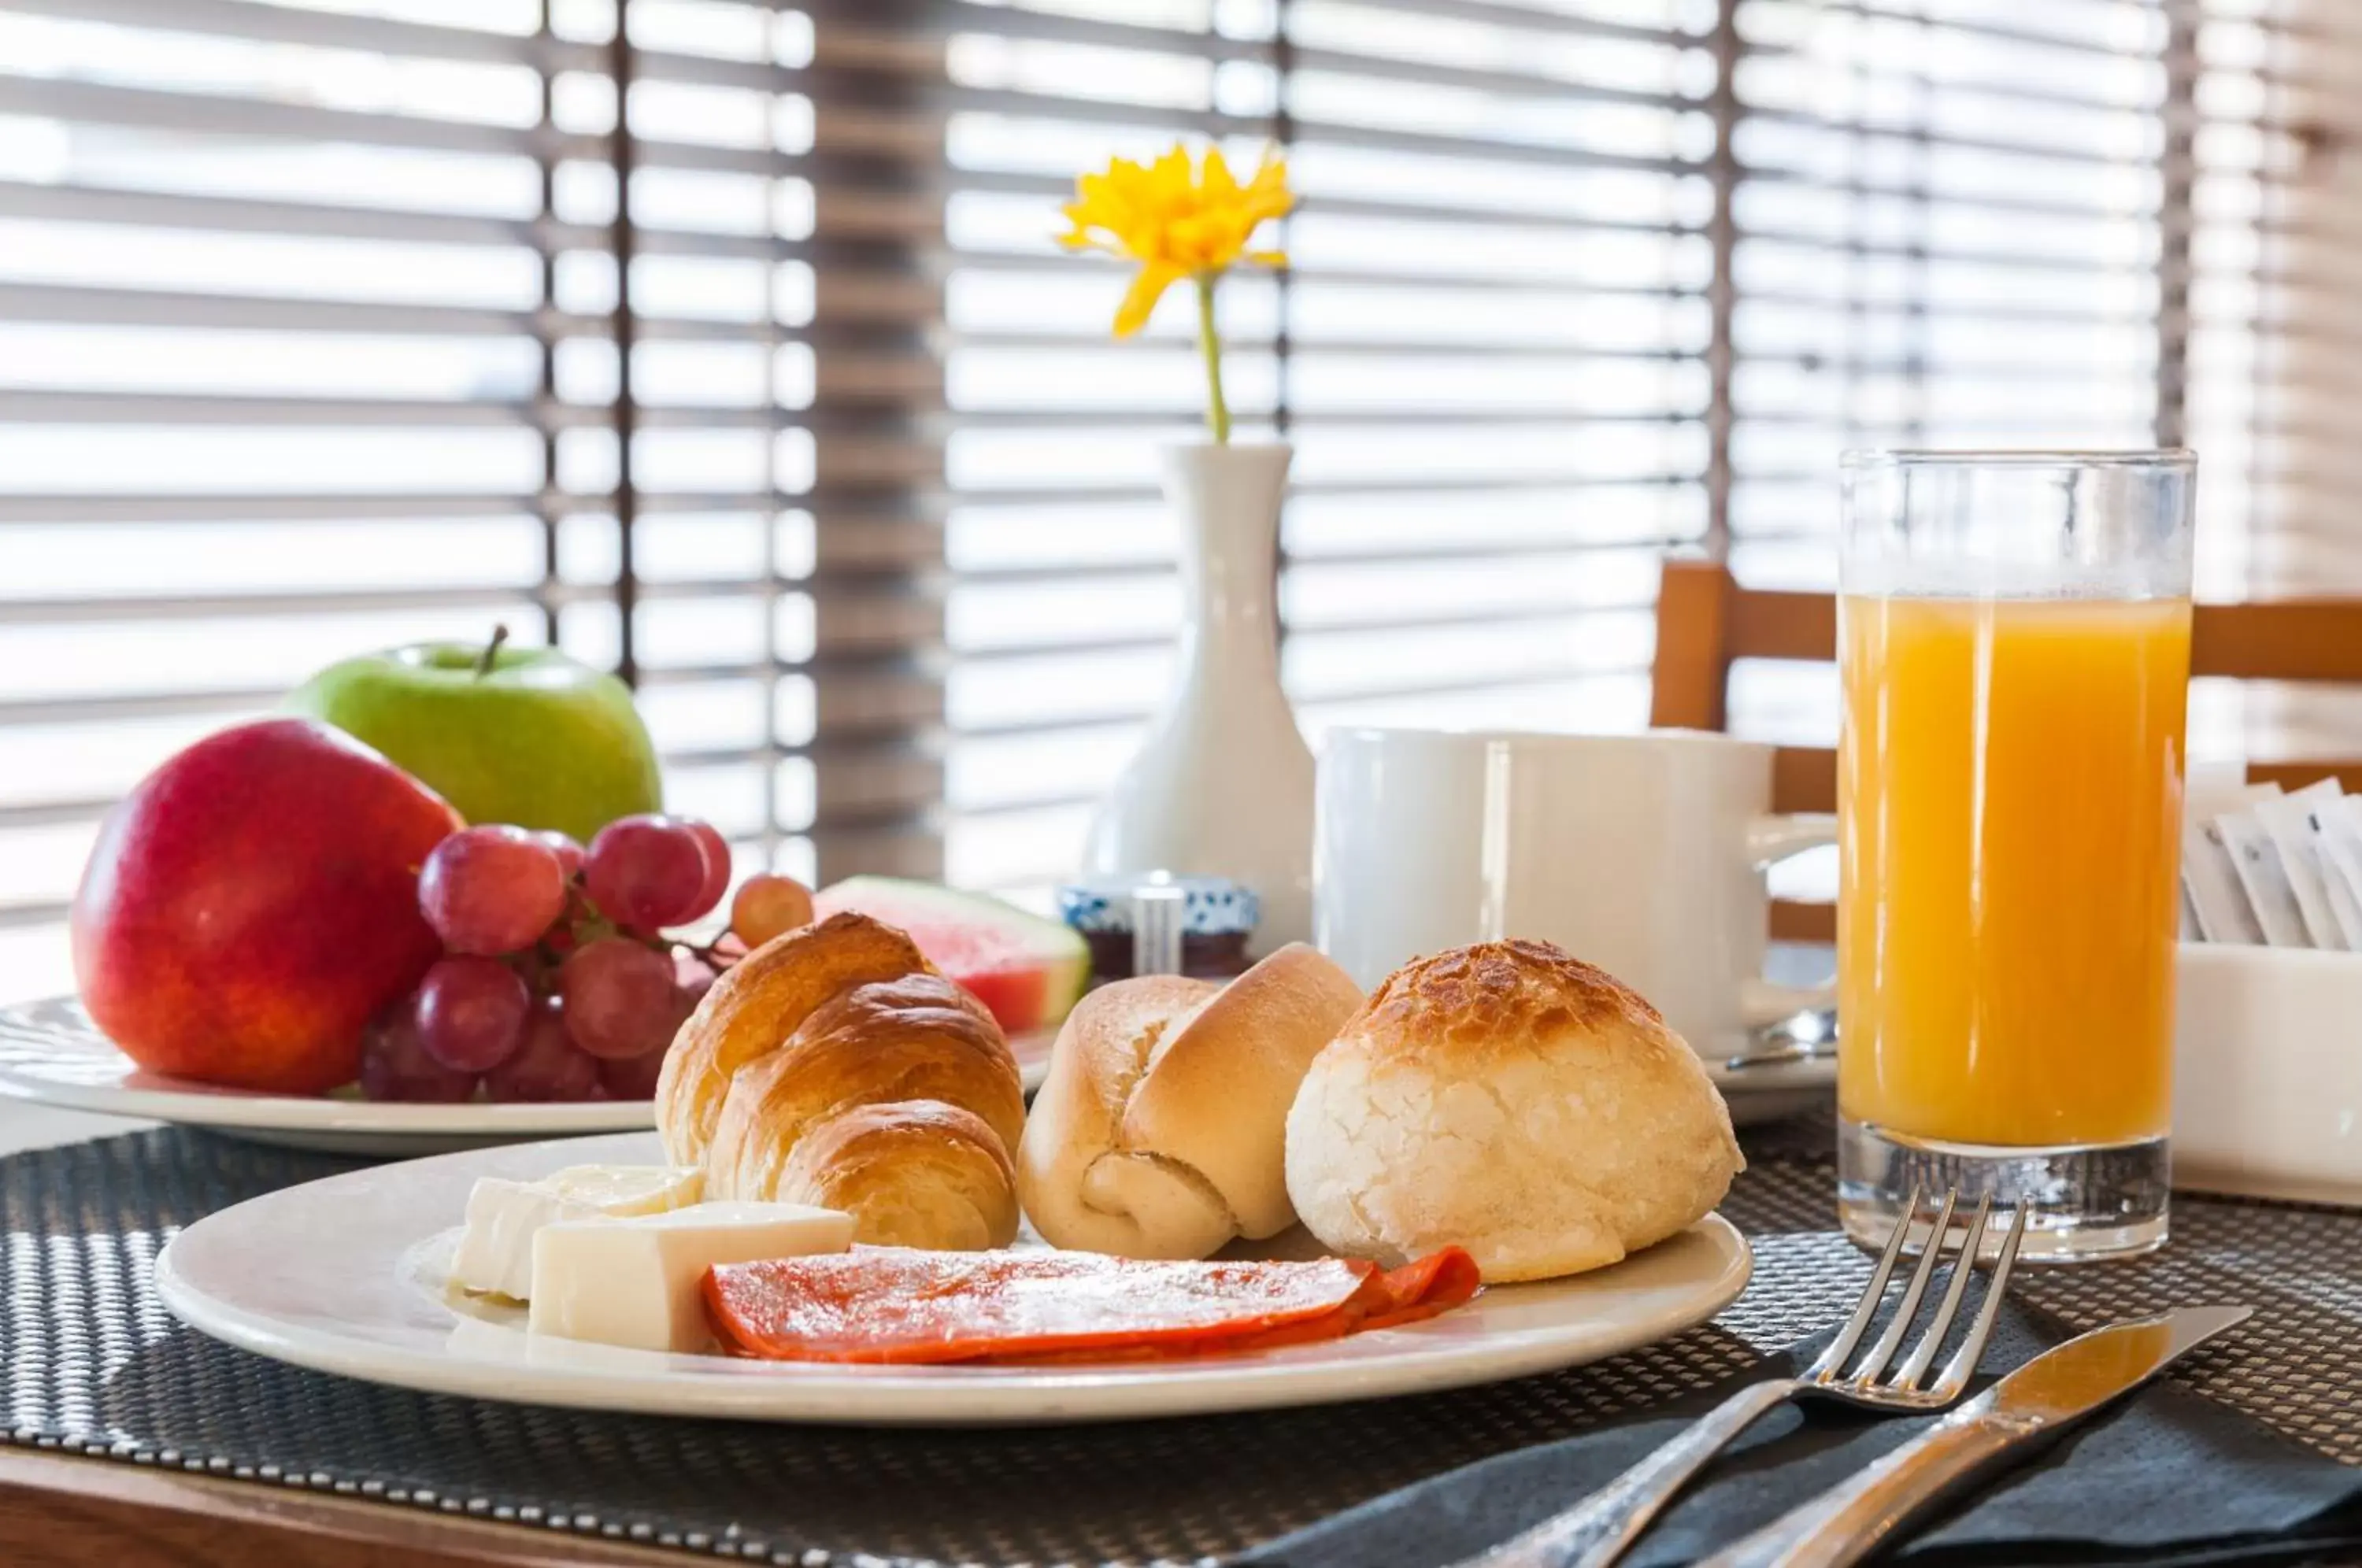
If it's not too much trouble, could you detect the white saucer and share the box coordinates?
[0,997,1062,1156]
[155,1130,1754,1426]
[1705,1052,1838,1127]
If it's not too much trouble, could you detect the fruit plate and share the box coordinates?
[154,1130,1753,1426]
[0,996,651,1156]
[0,998,1060,1157]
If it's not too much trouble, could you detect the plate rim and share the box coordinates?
[153,1134,1756,1427]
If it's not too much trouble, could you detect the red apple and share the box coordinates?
[72,717,464,1093]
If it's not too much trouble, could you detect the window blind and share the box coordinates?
[2182,0,2362,753]
[2,0,2357,1003]
[1720,0,2173,751]
[0,0,840,1004]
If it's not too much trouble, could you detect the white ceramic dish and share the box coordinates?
[1706,1051,1835,1127]
[2174,942,2362,1204]
[0,996,1057,1156]
[154,1130,1753,1426]
[0,995,652,1156]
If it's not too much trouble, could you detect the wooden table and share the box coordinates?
[0,1446,693,1567]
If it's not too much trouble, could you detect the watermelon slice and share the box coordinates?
[809,877,1090,1036]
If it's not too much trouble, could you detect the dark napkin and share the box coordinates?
[1242,1300,2362,1567]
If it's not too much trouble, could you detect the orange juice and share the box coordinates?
[1838,594,2190,1148]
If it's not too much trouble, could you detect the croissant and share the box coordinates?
[705,971,1024,1203]
[656,910,1024,1250]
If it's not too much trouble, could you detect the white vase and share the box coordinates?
[1080,441,1313,954]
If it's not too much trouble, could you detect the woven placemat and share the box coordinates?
[3,1121,2359,1567]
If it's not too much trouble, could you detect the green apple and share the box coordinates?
[285,631,662,842]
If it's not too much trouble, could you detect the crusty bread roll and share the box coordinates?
[658,911,931,1167]
[1016,944,1363,1259]
[1284,939,1742,1284]
[776,1099,1020,1251]
[655,910,1025,1252]
[703,971,1024,1204]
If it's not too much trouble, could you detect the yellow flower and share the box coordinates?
[1059,143,1294,338]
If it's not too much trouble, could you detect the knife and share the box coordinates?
[1695,1304,2252,1568]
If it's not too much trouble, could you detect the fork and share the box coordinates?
[1451,1188,2030,1568]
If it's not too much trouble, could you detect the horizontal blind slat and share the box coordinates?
[0,179,552,247]
[18,0,541,65]
[0,74,566,158]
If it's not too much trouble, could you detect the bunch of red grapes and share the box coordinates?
[361,814,815,1103]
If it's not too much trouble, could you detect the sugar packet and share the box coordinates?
[2315,796,2362,949]
[2216,806,2312,947]
[2255,779,2353,950]
[2182,781,2282,945]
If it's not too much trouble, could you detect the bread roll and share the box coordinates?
[653,909,1027,1252]
[1120,943,1366,1238]
[1017,944,1363,1259]
[703,971,1024,1205]
[1016,974,1226,1259]
[776,1100,1020,1251]
[1284,939,1742,1283]
[657,912,931,1166]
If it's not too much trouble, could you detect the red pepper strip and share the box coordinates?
[1361,1247,1484,1332]
[703,1246,1482,1366]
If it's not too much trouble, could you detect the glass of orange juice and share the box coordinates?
[1837,450,2195,1263]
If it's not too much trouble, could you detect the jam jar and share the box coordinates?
[1055,875,1259,983]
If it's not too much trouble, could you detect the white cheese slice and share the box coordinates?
[449,1178,603,1302]
[448,1166,703,1302]
[540,1163,703,1217]
[527,1201,854,1353]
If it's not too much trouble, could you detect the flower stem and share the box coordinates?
[1194,272,1231,445]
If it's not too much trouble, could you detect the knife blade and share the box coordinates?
[1696,1304,2252,1568]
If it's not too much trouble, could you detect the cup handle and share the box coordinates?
[1746,812,1838,867]
[1742,812,1841,1027]
[1743,976,1837,1029]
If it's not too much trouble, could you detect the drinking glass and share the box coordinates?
[1836,450,2195,1263]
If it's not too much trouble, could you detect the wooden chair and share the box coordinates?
[1649,557,2362,942]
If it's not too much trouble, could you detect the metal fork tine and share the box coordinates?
[1926,1203,2030,1401]
[1805,1184,1922,1378]
[1890,1195,1992,1390]
[1848,1189,1957,1383]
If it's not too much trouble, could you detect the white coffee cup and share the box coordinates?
[1312,728,1835,1060]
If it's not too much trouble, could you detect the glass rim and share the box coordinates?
[1840,447,2196,472]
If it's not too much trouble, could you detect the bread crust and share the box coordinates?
[1120,944,1366,1238]
[777,1099,1020,1251]
[1015,974,1228,1259]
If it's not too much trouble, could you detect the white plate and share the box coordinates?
[155,1130,1753,1426]
[0,996,652,1156]
[0,997,1059,1156]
